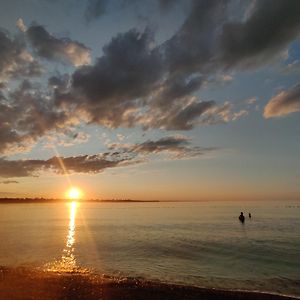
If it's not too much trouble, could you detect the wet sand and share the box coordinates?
[0,267,298,300]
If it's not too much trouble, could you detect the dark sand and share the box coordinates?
[0,267,298,300]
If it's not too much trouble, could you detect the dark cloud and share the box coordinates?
[264,83,300,118]
[163,101,215,130]
[219,0,300,69]
[164,0,228,75]
[48,74,69,88]
[64,0,292,130]
[0,136,214,177]
[162,0,300,75]
[2,0,300,157]
[72,29,162,101]
[135,136,189,151]
[0,30,42,80]
[140,99,216,130]
[48,74,71,95]
[24,23,91,66]
[65,28,164,127]
[134,136,215,158]
[46,153,131,173]
[0,153,134,178]
[0,80,72,154]
[151,74,204,109]
[0,122,28,155]
[0,158,45,178]
[58,26,243,131]
[109,135,216,158]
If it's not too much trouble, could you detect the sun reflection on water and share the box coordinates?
[61,201,77,270]
[44,201,87,273]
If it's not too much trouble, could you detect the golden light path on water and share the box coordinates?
[61,201,77,270]
[44,201,87,273]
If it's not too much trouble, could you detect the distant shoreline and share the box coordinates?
[0,198,299,204]
[0,198,159,203]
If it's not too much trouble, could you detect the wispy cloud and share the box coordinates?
[264,83,300,118]
[109,135,216,158]
[0,180,19,184]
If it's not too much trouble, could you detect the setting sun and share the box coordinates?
[66,187,82,200]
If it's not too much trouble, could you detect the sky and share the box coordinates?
[0,0,300,201]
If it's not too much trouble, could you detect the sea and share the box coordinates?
[0,200,299,297]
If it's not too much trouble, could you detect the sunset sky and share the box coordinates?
[0,0,300,201]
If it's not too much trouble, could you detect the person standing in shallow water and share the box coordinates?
[239,212,245,223]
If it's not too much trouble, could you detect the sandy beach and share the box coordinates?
[0,267,298,300]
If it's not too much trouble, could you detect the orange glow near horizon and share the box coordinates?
[66,187,82,200]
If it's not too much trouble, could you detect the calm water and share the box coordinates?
[0,201,299,296]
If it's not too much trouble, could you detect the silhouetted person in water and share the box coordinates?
[249,213,252,218]
[239,212,245,223]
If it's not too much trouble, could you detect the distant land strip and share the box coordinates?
[0,198,159,203]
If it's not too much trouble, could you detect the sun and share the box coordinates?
[66,187,82,200]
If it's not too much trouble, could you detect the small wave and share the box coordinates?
[42,258,91,275]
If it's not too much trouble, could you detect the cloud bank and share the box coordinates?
[0,136,211,178]
[57,0,300,131]
[1,0,300,160]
